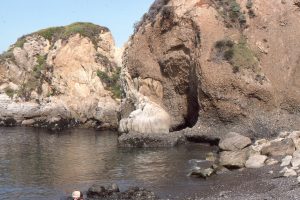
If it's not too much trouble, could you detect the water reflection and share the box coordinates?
[0,127,214,199]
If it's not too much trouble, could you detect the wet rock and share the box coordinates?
[118,132,185,148]
[245,155,268,168]
[291,150,300,167]
[261,138,295,157]
[219,149,248,168]
[219,132,252,151]
[206,152,216,162]
[189,167,215,179]
[86,184,158,200]
[281,155,293,167]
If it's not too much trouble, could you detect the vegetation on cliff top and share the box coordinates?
[11,22,109,49]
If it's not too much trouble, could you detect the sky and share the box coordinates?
[0,0,154,52]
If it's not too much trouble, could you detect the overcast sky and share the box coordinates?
[0,0,153,52]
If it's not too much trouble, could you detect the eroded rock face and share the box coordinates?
[0,22,121,130]
[120,0,300,137]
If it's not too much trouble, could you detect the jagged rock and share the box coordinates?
[281,155,293,167]
[219,132,252,151]
[219,149,249,168]
[261,138,295,156]
[245,155,267,168]
[0,22,120,130]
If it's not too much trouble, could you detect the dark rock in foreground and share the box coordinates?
[86,184,158,200]
[118,132,186,147]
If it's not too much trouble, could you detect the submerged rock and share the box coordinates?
[86,184,158,200]
[118,132,185,147]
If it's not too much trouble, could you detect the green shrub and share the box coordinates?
[246,0,253,9]
[214,37,258,73]
[36,22,108,48]
[97,67,121,99]
[33,54,47,78]
[4,88,15,98]
[37,27,64,41]
[212,0,246,29]
[13,36,27,49]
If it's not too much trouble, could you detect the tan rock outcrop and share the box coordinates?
[120,0,300,137]
[0,22,120,130]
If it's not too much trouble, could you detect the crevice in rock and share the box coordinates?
[186,135,220,145]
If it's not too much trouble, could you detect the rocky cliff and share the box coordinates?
[0,22,121,130]
[120,0,300,138]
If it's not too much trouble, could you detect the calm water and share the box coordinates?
[0,127,217,200]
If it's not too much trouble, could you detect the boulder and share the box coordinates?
[261,138,295,156]
[245,155,268,168]
[86,184,158,200]
[281,155,293,167]
[219,132,252,151]
[219,149,249,168]
[291,150,300,167]
[119,99,170,134]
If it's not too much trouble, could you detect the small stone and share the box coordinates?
[279,131,290,138]
[189,167,215,178]
[284,168,297,177]
[281,155,293,167]
[280,167,288,174]
[292,166,299,170]
[206,152,216,162]
[219,132,252,151]
[245,155,268,168]
[268,170,274,174]
[265,158,279,166]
